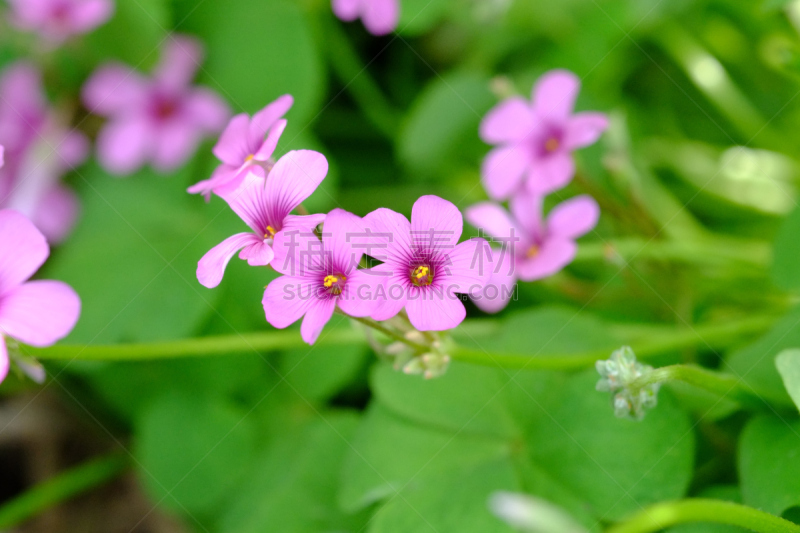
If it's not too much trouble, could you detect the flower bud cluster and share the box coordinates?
[596,346,660,420]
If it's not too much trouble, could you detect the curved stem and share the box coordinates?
[345,314,429,353]
[607,499,800,533]
[0,454,128,529]
[628,364,764,409]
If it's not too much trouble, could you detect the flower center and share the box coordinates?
[153,97,179,121]
[264,225,277,239]
[526,245,539,258]
[245,154,255,163]
[544,137,559,153]
[411,265,434,287]
[323,274,347,295]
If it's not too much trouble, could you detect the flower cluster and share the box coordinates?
[596,346,661,420]
[465,70,607,313]
[0,63,88,244]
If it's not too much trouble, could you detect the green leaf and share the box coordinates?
[339,403,510,512]
[42,163,250,344]
[368,458,519,533]
[219,412,369,533]
[773,204,800,291]
[370,361,520,439]
[527,370,694,520]
[134,392,257,517]
[776,349,800,413]
[84,0,171,66]
[725,308,798,405]
[739,415,800,516]
[397,0,452,35]
[399,71,495,178]
[178,0,324,124]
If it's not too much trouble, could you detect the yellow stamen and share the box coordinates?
[544,138,559,152]
[264,225,276,239]
[414,266,430,280]
[526,245,539,258]
[323,275,345,288]
[245,154,255,163]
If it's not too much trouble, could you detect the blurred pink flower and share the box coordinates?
[465,191,599,313]
[187,95,293,200]
[265,208,384,345]
[0,209,81,384]
[480,69,608,200]
[332,0,399,36]
[363,195,490,331]
[83,35,229,175]
[0,63,88,244]
[197,150,328,288]
[8,0,113,43]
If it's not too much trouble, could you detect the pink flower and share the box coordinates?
[363,195,491,331]
[82,35,229,175]
[0,63,88,243]
[0,209,81,384]
[8,0,113,43]
[264,208,385,344]
[197,150,329,288]
[465,191,599,313]
[332,0,399,36]
[187,95,293,200]
[480,69,608,200]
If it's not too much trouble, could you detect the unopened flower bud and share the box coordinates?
[596,346,661,420]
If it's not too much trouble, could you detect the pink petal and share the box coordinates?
[272,223,326,277]
[515,239,577,281]
[0,338,7,384]
[481,145,530,200]
[480,97,536,144]
[213,113,251,165]
[31,185,79,245]
[253,119,286,161]
[282,213,326,233]
[265,150,328,222]
[532,69,580,122]
[96,116,153,175]
[0,145,4,168]
[197,232,261,288]
[186,88,229,132]
[472,248,516,314]
[248,95,293,149]
[410,195,463,254]
[362,0,399,35]
[152,121,201,172]
[0,210,49,295]
[70,0,113,33]
[155,35,203,91]
[0,280,80,346]
[0,63,45,123]
[187,164,240,199]
[300,298,337,345]
[509,188,543,243]
[564,112,608,149]
[338,269,384,318]
[364,263,407,321]
[56,130,90,169]
[238,240,274,266]
[82,64,147,116]
[332,0,361,21]
[526,152,575,195]
[546,195,600,240]
[321,208,366,274]
[440,238,492,295]
[406,287,466,331]
[263,276,316,329]
[363,207,412,266]
[464,202,520,244]
[219,172,271,235]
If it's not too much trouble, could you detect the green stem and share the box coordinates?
[628,364,764,409]
[0,454,128,529]
[346,314,429,353]
[320,13,400,139]
[448,314,776,370]
[607,499,800,533]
